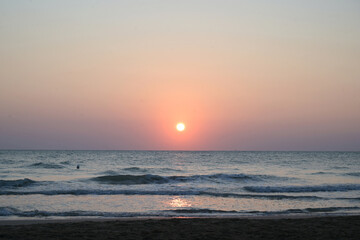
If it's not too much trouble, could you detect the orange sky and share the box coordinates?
[0,1,360,150]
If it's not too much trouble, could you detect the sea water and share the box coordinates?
[0,151,359,219]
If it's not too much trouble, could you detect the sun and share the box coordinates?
[176,123,185,132]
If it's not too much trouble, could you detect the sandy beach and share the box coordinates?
[0,215,359,239]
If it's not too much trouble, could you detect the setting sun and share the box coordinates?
[176,123,185,132]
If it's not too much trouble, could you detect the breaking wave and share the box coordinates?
[92,174,168,185]
[0,189,330,201]
[244,184,360,193]
[0,178,36,188]
[91,173,286,185]
[166,206,360,215]
[1,206,359,218]
[255,206,360,214]
[0,207,144,218]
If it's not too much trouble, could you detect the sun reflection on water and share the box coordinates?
[169,197,192,208]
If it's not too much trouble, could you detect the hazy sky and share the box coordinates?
[1,0,360,150]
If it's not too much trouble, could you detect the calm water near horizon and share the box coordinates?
[0,150,359,220]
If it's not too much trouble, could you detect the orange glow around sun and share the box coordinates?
[176,123,185,132]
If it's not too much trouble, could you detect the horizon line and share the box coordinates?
[0,149,359,152]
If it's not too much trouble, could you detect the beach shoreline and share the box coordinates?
[1,215,360,239]
[1,213,359,225]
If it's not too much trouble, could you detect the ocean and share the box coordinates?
[0,151,359,219]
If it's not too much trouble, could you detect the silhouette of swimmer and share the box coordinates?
[77,165,80,169]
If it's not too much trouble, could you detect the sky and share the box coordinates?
[1,0,360,151]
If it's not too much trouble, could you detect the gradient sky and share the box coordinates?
[1,0,360,150]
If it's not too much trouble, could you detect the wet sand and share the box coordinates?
[0,215,360,239]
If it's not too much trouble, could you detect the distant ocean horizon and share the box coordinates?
[1,150,359,219]
[2,149,360,153]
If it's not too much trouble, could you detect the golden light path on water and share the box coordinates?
[169,197,192,208]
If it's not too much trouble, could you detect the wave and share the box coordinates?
[0,189,327,200]
[100,170,118,175]
[166,206,360,215]
[122,167,149,173]
[244,184,360,193]
[346,172,360,177]
[0,178,36,188]
[91,173,285,185]
[101,167,182,175]
[261,206,360,214]
[165,208,238,214]
[1,206,359,218]
[0,207,145,218]
[159,168,183,172]
[29,162,63,169]
[92,174,168,185]
[0,159,14,164]
[311,171,334,175]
